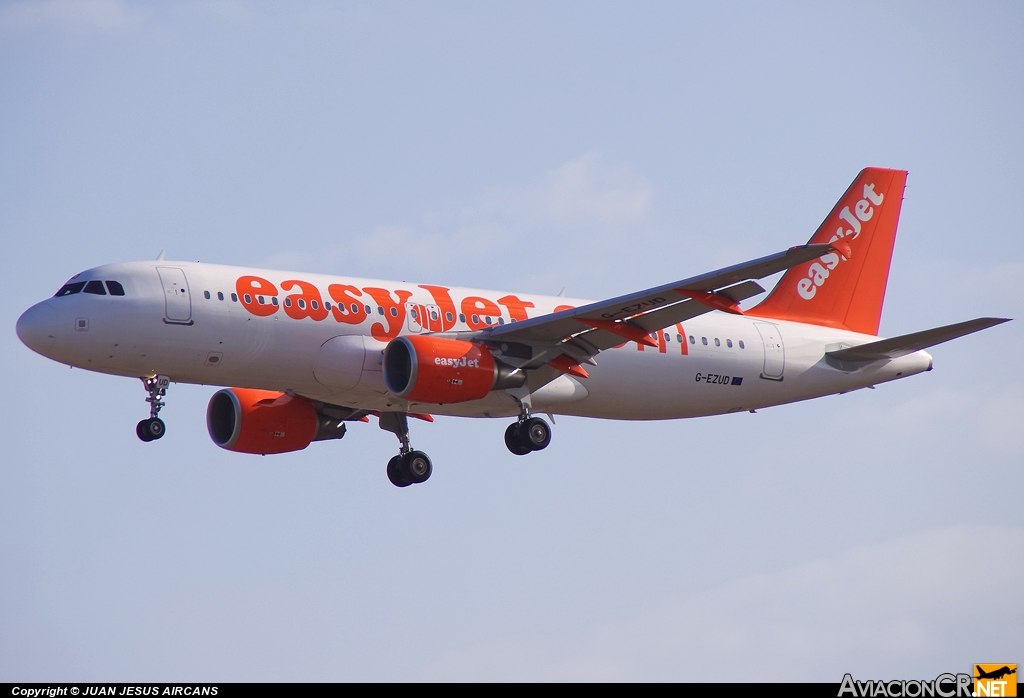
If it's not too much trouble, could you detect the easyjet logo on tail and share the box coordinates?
[796,182,885,300]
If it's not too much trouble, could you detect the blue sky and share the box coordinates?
[2,1,1022,681]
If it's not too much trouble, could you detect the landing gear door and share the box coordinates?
[753,321,785,381]
[157,267,193,325]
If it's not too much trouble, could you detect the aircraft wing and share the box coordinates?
[826,317,1011,362]
[444,244,837,374]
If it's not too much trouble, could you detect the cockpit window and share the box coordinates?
[54,282,86,297]
[84,280,107,295]
[106,281,125,296]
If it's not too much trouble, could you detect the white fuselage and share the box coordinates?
[17,261,933,420]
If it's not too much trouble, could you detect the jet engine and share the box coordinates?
[382,335,524,404]
[207,388,346,455]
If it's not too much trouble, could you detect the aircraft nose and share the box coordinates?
[16,302,58,356]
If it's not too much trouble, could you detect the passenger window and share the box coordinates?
[446,312,454,322]
[351,303,360,314]
[702,337,708,345]
[431,310,438,320]
[106,281,126,296]
[498,318,504,325]
[689,335,695,344]
[285,298,293,307]
[411,309,418,319]
[484,316,492,325]
[459,313,466,323]
[84,280,106,295]
[204,291,211,299]
[298,299,306,309]
[665,333,670,342]
[714,338,720,347]
[217,292,224,301]
[727,339,733,348]
[364,305,372,314]
[231,293,238,302]
[739,340,745,349]
[257,296,265,305]
[312,300,319,310]
[324,301,331,310]
[472,314,479,324]
[244,294,252,304]
[389,307,397,317]
[377,307,384,315]
[676,334,683,343]
[272,297,279,306]
[55,282,85,297]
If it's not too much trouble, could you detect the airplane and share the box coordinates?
[16,167,1010,487]
[975,666,1016,681]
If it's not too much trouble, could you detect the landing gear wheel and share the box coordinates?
[505,423,531,455]
[136,418,165,442]
[404,451,432,484]
[520,417,551,451]
[387,455,412,488]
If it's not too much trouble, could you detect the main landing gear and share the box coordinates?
[504,410,551,456]
[137,375,169,442]
[379,412,432,488]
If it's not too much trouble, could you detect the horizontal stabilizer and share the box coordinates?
[826,317,1011,362]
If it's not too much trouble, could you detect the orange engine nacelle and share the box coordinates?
[383,335,518,404]
[207,388,322,455]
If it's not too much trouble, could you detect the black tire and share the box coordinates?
[387,455,412,487]
[521,417,551,451]
[146,418,166,440]
[404,451,432,484]
[505,423,531,455]
[136,420,154,442]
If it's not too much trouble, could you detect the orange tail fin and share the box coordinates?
[746,168,907,336]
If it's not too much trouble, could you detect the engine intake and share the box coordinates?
[382,335,523,404]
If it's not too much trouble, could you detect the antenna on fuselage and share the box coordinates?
[557,288,566,297]
[156,250,165,261]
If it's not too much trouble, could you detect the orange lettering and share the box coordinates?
[553,304,575,314]
[497,295,535,322]
[676,323,688,355]
[363,287,413,341]
[281,280,329,321]
[236,276,279,317]
[328,284,369,325]
[461,296,501,330]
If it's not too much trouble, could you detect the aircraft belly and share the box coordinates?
[554,344,756,420]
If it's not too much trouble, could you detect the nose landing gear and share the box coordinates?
[137,375,169,442]
[379,411,432,487]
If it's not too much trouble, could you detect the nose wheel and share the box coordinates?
[137,375,169,442]
[137,417,166,442]
[505,416,551,455]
